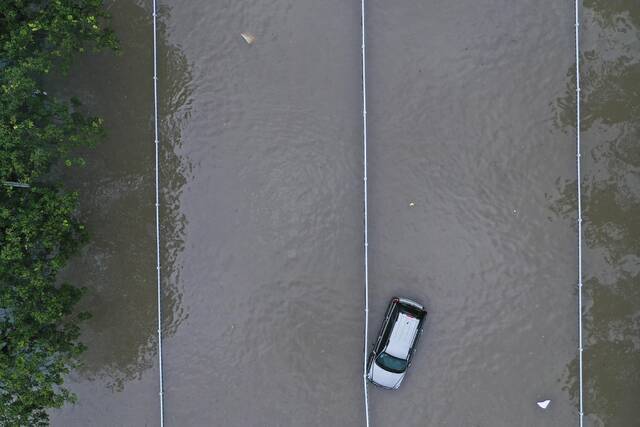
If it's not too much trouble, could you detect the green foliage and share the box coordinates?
[0,187,88,426]
[0,0,118,73]
[0,1,117,424]
[0,64,105,184]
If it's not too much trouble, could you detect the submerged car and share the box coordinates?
[367,297,427,389]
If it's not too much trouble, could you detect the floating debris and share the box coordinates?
[409,201,415,207]
[240,32,256,44]
[537,399,551,409]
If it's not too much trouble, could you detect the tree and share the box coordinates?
[0,187,88,426]
[0,1,117,424]
[0,0,118,73]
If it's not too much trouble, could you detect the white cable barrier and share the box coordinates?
[152,1,165,426]
[360,0,370,426]
[574,0,584,426]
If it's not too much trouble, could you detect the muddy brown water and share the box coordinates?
[50,0,638,426]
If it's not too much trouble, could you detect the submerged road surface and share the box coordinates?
[51,0,640,425]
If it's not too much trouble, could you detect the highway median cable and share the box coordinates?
[575,0,584,426]
[152,1,165,426]
[360,0,370,426]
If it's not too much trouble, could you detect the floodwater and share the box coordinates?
[50,0,638,426]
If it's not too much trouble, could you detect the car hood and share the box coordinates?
[367,361,405,389]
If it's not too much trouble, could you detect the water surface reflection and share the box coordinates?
[554,2,640,424]
[51,1,191,424]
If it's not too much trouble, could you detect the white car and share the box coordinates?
[367,297,427,389]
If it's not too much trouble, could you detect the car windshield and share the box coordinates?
[376,352,407,374]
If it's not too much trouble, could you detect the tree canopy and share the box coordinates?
[0,1,117,424]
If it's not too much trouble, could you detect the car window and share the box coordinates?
[379,304,399,350]
[399,304,424,319]
[376,352,407,374]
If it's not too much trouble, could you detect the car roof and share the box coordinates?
[385,311,420,359]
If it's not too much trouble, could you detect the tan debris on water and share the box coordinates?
[240,32,256,44]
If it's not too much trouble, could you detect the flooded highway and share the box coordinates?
[50,0,639,426]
